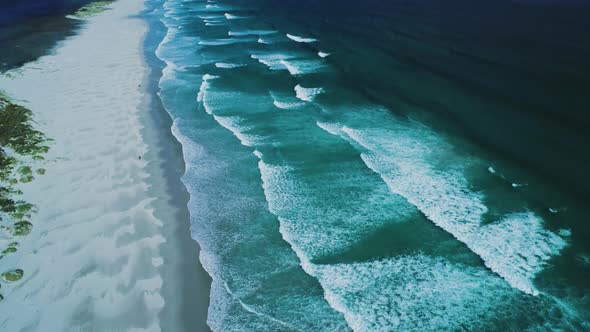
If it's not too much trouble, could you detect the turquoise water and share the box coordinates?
[152,0,590,329]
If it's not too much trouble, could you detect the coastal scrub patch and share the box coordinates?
[0,92,50,298]
[0,242,18,258]
[13,221,33,236]
[0,93,49,219]
[1,269,24,282]
[67,1,115,20]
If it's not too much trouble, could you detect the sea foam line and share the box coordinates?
[215,62,246,69]
[156,4,307,330]
[316,119,568,296]
[254,158,546,332]
[196,74,218,105]
[286,34,317,43]
[295,84,324,102]
[279,60,302,75]
[198,38,255,46]
[280,59,325,76]
[250,53,294,71]
[269,91,306,110]
[228,30,277,36]
[225,13,246,20]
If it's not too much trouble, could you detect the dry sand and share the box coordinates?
[0,0,210,330]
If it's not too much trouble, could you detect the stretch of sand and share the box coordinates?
[0,0,210,330]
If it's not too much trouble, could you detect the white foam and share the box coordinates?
[476,212,567,295]
[269,91,305,110]
[257,37,270,44]
[160,1,583,325]
[198,14,223,20]
[152,257,164,267]
[255,159,570,329]
[279,60,301,75]
[272,100,304,110]
[257,155,417,261]
[286,33,317,43]
[310,255,541,331]
[168,123,347,330]
[318,116,567,295]
[250,53,294,71]
[294,84,323,102]
[203,19,224,24]
[157,5,347,329]
[318,51,330,58]
[279,59,324,76]
[316,121,341,135]
[215,62,246,69]
[228,30,277,36]
[203,74,219,83]
[197,74,218,105]
[224,13,245,20]
[198,38,254,46]
[212,115,260,147]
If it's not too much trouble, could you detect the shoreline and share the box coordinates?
[0,0,211,330]
[140,0,212,330]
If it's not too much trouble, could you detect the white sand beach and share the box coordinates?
[0,0,210,330]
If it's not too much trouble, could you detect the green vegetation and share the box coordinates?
[67,1,115,20]
[0,93,48,224]
[0,92,50,298]
[1,269,24,282]
[0,242,18,257]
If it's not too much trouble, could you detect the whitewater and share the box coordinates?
[153,0,589,330]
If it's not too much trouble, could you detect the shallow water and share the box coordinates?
[152,0,590,330]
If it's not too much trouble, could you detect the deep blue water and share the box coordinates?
[0,0,92,25]
[0,0,96,71]
[245,0,590,202]
[151,0,590,330]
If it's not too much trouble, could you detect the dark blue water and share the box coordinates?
[0,0,93,25]
[246,0,590,202]
[152,0,590,330]
[0,0,94,71]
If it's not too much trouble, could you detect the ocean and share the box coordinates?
[150,0,590,330]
